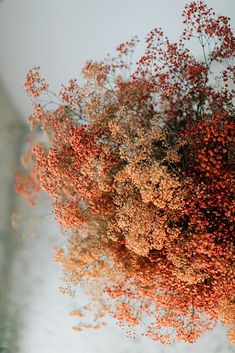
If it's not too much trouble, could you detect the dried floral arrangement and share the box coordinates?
[16,1,234,345]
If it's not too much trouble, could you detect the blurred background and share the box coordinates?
[0,1,234,352]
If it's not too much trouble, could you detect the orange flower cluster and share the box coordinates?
[24,66,49,97]
[16,1,234,345]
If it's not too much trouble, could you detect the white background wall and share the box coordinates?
[0,0,234,120]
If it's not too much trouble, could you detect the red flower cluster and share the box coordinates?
[24,66,49,97]
[17,1,234,345]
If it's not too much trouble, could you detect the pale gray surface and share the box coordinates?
[0,80,23,353]
[0,0,234,120]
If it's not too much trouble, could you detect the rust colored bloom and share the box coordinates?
[17,1,234,345]
[24,66,49,97]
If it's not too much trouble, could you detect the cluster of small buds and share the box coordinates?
[60,79,82,110]
[116,36,139,56]
[181,1,234,62]
[24,66,49,97]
